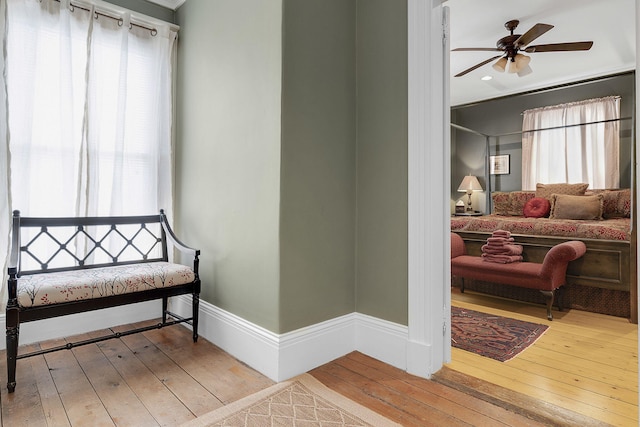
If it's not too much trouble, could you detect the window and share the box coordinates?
[521,96,620,190]
[0,0,177,304]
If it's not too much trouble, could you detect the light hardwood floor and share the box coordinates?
[0,296,635,426]
[450,289,638,427]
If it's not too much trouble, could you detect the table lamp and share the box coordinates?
[457,175,483,212]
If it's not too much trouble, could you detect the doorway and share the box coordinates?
[441,1,639,424]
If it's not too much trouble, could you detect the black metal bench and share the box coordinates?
[6,210,200,393]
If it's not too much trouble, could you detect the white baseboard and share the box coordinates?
[0,301,160,350]
[171,295,409,382]
[0,296,412,381]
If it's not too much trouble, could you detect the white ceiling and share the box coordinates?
[153,0,634,106]
[447,0,636,106]
[147,0,185,11]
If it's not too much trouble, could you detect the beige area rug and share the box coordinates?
[180,373,401,427]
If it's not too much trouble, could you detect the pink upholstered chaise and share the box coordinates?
[450,232,587,320]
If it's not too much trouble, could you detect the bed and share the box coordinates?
[450,185,636,322]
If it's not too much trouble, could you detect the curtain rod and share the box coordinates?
[450,123,489,137]
[509,116,632,137]
[520,95,622,116]
[49,0,163,36]
[452,116,633,139]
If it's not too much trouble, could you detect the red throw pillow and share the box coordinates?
[523,197,551,218]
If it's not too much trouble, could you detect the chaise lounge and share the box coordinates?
[450,232,587,320]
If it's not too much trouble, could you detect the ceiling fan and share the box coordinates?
[452,19,593,77]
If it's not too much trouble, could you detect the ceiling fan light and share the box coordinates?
[517,64,533,77]
[492,57,507,72]
[514,53,531,70]
[506,57,518,73]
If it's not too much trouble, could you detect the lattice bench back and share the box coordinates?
[11,210,170,276]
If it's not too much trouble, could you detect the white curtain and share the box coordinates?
[521,96,620,191]
[0,0,11,312]
[0,0,177,306]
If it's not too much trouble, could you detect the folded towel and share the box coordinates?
[481,244,523,255]
[487,236,515,244]
[482,254,523,263]
[491,230,511,238]
[484,242,509,249]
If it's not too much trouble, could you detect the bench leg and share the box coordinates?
[6,303,19,393]
[192,292,200,343]
[162,296,168,324]
[539,290,555,321]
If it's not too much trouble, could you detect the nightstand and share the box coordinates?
[454,211,483,216]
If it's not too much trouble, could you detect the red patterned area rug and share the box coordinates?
[451,306,549,362]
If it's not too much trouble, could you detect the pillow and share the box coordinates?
[491,192,511,215]
[586,189,631,218]
[523,197,551,218]
[508,191,536,216]
[617,188,631,218]
[549,194,603,220]
[536,183,589,202]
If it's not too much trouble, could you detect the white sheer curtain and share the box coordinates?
[0,0,177,306]
[0,0,11,312]
[521,96,620,191]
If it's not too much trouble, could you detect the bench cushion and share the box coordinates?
[17,262,196,308]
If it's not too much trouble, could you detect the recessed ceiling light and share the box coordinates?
[481,75,492,81]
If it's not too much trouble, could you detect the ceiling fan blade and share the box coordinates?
[454,55,503,77]
[524,41,594,53]
[514,23,554,47]
[452,47,502,52]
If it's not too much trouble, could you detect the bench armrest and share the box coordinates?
[540,240,587,285]
[160,210,200,275]
[8,211,20,274]
[6,211,21,300]
[451,232,467,258]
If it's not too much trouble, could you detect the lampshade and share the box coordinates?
[507,54,530,74]
[492,57,507,72]
[517,64,533,77]
[457,175,483,192]
[457,175,483,212]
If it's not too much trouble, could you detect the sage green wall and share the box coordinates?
[279,0,357,331]
[355,0,408,325]
[175,0,409,334]
[175,0,283,331]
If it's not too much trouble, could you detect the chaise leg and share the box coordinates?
[556,286,565,312]
[540,290,555,321]
[460,278,465,293]
[6,303,19,393]
[192,292,199,343]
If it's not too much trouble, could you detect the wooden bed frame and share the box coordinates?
[453,230,636,323]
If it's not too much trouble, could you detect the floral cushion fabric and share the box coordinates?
[17,262,196,308]
[451,215,630,241]
[491,192,511,216]
[586,189,631,218]
[491,191,537,216]
[508,191,536,216]
[491,188,630,218]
